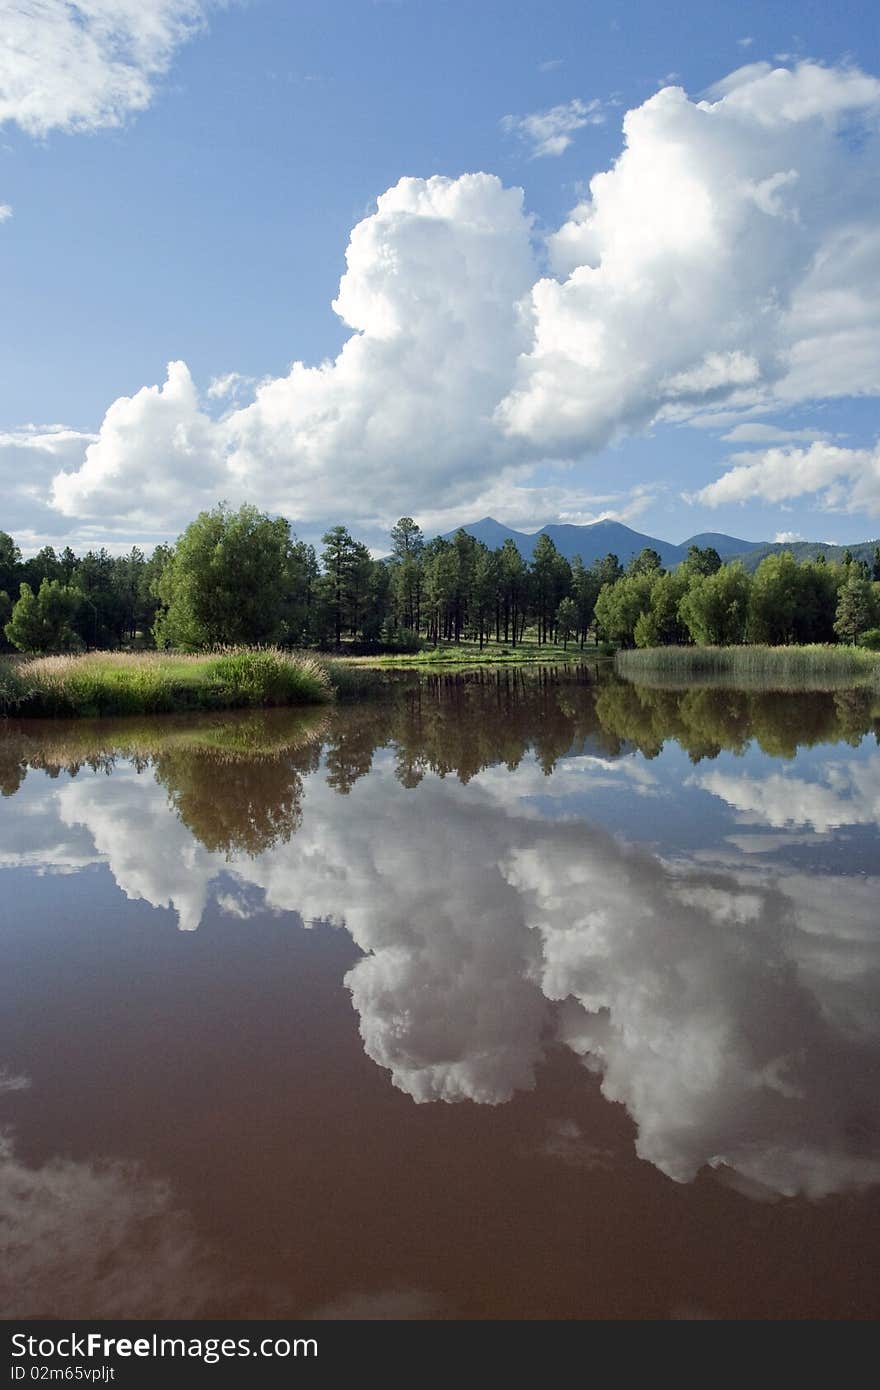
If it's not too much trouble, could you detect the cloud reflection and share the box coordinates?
[2,692,879,1201]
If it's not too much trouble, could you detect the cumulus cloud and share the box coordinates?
[0,0,211,136]
[52,174,537,531]
[774,530,803,543]
[0,203,11,222]
[691,440,880,512]
[36,59,880,540]
[501,97,605,157]
[500,63,880,451]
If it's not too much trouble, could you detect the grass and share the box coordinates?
[342,637,607,669]
[0,648,334,718]
[616,644,880,691]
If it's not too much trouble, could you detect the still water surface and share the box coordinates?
[1,668,879,1319]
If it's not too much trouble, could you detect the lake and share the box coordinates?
[1,666,879,1320]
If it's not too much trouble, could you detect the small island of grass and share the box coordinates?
[616,643,880,690]
[0,648,334,719]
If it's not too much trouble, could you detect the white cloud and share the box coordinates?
[501,97,605,158]
[52,174,538,531]
[500,63,880,452]
[0,203,11,222]
[32,59,880,542]
[206,371,254,401]
[737,37,754,49]
[692,440,880,512]
[0,1,211,136]
[774,530,803,543]
[721,423,831,443]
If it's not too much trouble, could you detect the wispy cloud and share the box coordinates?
[0,203,12,222]
[0,1,213,136]
[501,97,604,158]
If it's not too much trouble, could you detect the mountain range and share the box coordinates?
[439,518,880,573]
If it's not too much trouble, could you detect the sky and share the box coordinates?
[1,0,879,557]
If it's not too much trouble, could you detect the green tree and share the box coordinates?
[0,532,22,600]
[834,568,876,645]
[684,545,723,577]
[5,579,82,653]
[872,546,880,583]
[568,556,598,647]
[747,552,802,645]
[593,553,623,588]
[499,538,528,645]
[555,596,578,649]
[389,517,424,634]
[470,545,499,649]
[530,535,570,644]
[154,503,297,650]
[678,563,751,646]
[633,569,690,647]
[594,572,655,647]
[628,547,664,576]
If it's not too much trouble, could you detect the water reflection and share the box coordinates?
[2,670,878,1216]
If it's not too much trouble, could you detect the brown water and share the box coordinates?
[1,668,879,1320]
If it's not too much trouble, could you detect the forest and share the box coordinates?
[2,502,880,656]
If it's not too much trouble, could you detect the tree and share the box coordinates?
[154,503,297,650]
[679,563,751,646]
[5,579,82,653]
[499,539,527,645]
[0,532,22,600]
[390,517,424,560]
[466,546,496,649]
[747,552,802,645]
[530,535,569,644]
[556,597,578,649]
[319,525,358,645]
[685,545,722,577]
[834,568,876,645]
[570,556,600,647]
[873,547,880,583]
[633,569,690,647]
[594,572,655,647]
[593,553,623,588]
[628,547,664,576]
[389,517,424,635]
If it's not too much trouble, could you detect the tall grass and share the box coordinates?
[616,644,880,691]
[0,648,333,718]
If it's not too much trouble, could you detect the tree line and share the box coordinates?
[2,503,880,654]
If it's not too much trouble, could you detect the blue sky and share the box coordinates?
[1,0,879,554]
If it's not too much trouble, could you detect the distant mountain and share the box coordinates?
[680,532,761,562]
[440,517,762,568]
[732,539,880,573]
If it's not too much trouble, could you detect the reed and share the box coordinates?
[0,648,334,718]
[615,644,880,691]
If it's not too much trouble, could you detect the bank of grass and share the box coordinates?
[0,648,334,718]
[344,638,609,669]
[616,643,880,691]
